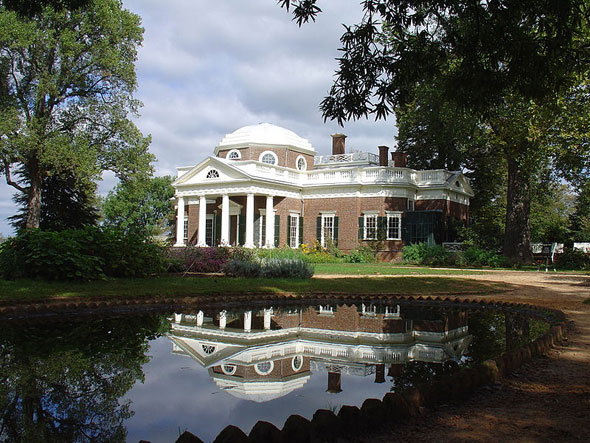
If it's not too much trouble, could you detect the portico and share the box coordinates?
[174,192,280,248]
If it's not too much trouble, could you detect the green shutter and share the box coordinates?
[358,216,364,240]
[334,216,339,246]
[238,215,246,246]
[214,214,221,247]
[298,217,303,246]
[287,214,292,247]
[377,216,387,240]
[274,215,280,247]
[316,216,322,242]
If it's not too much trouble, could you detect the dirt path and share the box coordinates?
[354,271,590,443]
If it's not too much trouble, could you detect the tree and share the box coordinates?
[9,172,99,231]
[0,0,153,230]
[280,0,590,262]
[102,176,175,237]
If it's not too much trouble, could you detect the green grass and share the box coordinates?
[0,275,507,302]
[313,263,488,275]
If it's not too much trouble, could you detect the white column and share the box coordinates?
[221,194,230,246]
[244,193,255,248]
[244,311,252,332]
[174,313,183,323]
[196,310,204,327]
[265,195,274,248]
[219,310,227,330]
[197,195,207,247]
[174,196,185,246]
[264,308,273,330]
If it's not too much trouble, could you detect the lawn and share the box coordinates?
[313,263,488,275]
[0,274,506,303]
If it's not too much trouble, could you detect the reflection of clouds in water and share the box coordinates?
[124,338,392,443]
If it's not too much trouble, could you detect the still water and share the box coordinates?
[0,300,548,442]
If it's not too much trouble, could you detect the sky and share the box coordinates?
[0,0,398,236]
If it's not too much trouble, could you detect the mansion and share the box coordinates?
[172,123,473,257]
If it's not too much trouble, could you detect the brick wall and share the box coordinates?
[217,147,314,170]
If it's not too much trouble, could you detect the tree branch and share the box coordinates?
[2,160,27,193]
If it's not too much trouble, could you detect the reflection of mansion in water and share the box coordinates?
[168,304,471,402]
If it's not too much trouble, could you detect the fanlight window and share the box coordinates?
[222,364,236,375]
[202,344,216,355]
[255,361,274,375]
[227,150,240,160]
[260,151,277,165]
[206,169,220,179]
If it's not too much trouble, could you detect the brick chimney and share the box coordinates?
[378,145,389,166]
[391,151,408,168]
[331,133,346,155]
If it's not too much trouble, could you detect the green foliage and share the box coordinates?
[254,246,307,261]
[402,243,450,266]
[556,249,590,271]
[455,246,506,268]
[0,227,168,281]
[300,241,344,263]
[102,176,175,236]
[259,258,314,279]
[222,260,262,278]
[0,0,153,228]
[10,173,100,231]
[344,245,377,263]
[168,246,231,273]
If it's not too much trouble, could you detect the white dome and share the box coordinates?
[216,123,314,153]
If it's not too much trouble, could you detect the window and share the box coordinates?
[364,214,378,240]
[386,212,402,240]
[292,356,303,372]
[407,199,415,211]
[205,215,214,246]
[255,361,274,375]
[222,364,236,375]
[227,149,240,160]
[321,214,334,247]
[296,155,307,171]
[289,214,299,248]
[183,215,189,243]
[259,151,277,165]
[202,344,216,355]
[206,169,220,179]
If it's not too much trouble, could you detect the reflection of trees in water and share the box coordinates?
[0,315,169,442]
[391,360,460,393]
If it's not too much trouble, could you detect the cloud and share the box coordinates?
[0,0,398,236]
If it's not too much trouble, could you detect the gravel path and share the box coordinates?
[354,271,590,443]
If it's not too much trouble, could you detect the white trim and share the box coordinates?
[296,155,307,171]
[321,213,335,247]
[386,212,402,240]
[254,361,274,376]
[289,213,300,248]
[363,213,378,240]
[259,151,278,165]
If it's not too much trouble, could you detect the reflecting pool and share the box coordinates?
[0,300,549,442]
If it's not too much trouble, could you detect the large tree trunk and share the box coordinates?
[504,155,533,263]
[25,159,43,229]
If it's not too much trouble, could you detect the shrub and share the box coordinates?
[170,246,231,273]
[260,258,314,279]
[222,259,262,277]
[456,246,506,268]
[344,245,377,263]
[0,227,168,281]
[255,246,307,261]
[300,241,344,263]
[402,243,450,266]
[556,248,590,270]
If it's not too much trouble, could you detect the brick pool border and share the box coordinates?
[0,294,568,443]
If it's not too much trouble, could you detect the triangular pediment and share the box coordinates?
[446,172,474,196]
[173,156,251,186]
